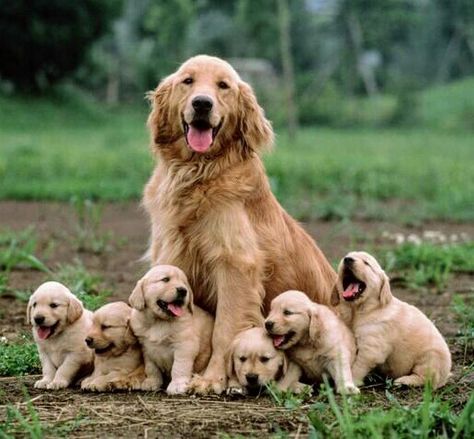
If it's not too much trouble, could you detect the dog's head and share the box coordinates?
[147,55,273,159]
[129,265,193,320]
[226,327,287,394]
[27,281,84,341]
[85,302,136,357]
[265,290,319,349]
[333,251,392,307]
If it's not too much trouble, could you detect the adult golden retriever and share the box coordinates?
[143,55,336,393]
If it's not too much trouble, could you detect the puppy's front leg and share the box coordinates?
[47,355,82,389]
[166,343,197,395]
[276,362,309,394]
[141,354,163,391]
[351,343,388,386]
[329,351,360,395]
[35,351,56,389]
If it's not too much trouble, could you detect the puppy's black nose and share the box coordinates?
[192,95,213,113]
[265,321,274,331]
[176,287,187,299]
[34,316,45,325]
[344,256,354,265]
[85,337,93,347]
[246,373,259,386]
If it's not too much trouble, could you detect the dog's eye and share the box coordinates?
[182,77,193,85]
[32,302,37,308]
[283,309,293,316]
[218,81,229,89]
[161,277,170,283]
[363,260,371,267]
[101,324,110,330]
[260,356,270,363]
[239,356,247,362]
[50,303,58,309]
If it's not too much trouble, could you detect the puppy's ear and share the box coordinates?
[237,82,273,154]
[129,279,146,311]
[26,294,34,325]
[308,307,320,341]
[67,295,83,324]
[225,342,236,380]
[379,273,393,306]
[186,283,194,315]
[274,353,288,382]
[330,283,340,307]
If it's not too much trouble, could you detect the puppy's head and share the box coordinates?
[129,265,193,320]
[334,251,392,307]
[85,302,136,357]
[27,281,84,340]
[147,55,273,159]
[227,327,287,394]
[265,290,316,350]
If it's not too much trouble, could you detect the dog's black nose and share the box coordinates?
[34,316,45,325]
[344,256,354,265]
[265,321,274,331]
[85,337,93,347]
[176,287,187,299]
[246,373,259,386]
[192,95,213,113]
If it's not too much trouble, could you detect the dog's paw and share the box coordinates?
[338,383,360,395]
[190,375,226,395]
[46,378,69,390]
[34,378,51,389]
[140,378,161,391]
[166,379,190,395]
[226,385,247,396]
[291,382,312,395]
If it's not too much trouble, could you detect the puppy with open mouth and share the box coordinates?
[265,290,359,394]
[81,302,145,392]
[27,282,93,390]
[129,265,214,394]
[334,251,452,389]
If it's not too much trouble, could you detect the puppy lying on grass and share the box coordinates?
[28,282,93,389]
[265,290,359,394]
[81,302,145,391]
[226,327,306,396]
[334,251,452,389]
[129,265,214,394]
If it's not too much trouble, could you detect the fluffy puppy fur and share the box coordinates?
[27,282,93,389]
[265,290,359,394]
[334,251,452,389]
[129,265,214,394]
[144,54,336,393]
[226,327,305,395]
[81,302,145,392]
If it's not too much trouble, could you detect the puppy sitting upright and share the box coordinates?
[265,290,359,394]
[28,282,93,389]
[129,265,214,394]
[81,302,145,391]
[334,251,452,389]
[227,327,305,395]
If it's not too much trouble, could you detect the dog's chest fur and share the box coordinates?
[288,344,332,381]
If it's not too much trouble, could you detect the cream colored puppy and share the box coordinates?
[226,327,306,395]
[265,290,359,394]
[81,302,145,391]
[334,251,452,389]
[129,265,214,394]
[28,282,93,389]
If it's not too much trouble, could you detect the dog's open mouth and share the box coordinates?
[36,321,59,340]
[342,269,366,301]
[182,118,222,153]
[269,331,295,349]
[157,299,185,317]
[95,344,114,355]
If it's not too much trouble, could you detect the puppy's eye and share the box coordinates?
[32,302,37,308]
[283,309,293,316]
[50,303,58,309]
[182,77,193,85]
[218,81,229,89]
[363,260,371,267]
[101,324,110,331]
[260,356,270,363]
[239,356,247,362]
[161,277,170,283]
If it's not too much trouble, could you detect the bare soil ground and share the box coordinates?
[1,201,473,437]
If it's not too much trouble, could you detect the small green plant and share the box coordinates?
[0,340,40,376]
[452,295,474,364]
[266,382,313,409]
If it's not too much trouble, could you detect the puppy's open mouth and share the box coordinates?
[157,299,185,317]
[182,118,222,153]
[269,331,295,349]
[342,269,366,301]
[94,344,114,355]
[36,321,59,340]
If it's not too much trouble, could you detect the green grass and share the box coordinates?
[0,341,40,376]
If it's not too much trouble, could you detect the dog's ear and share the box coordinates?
[26,294,34,325]
[274,353,288,382]
[186,282,194,315]
[147,75,175,148]
[237,81,273,154]
[225,338,238,380]
[379,273,393,306]
[308,306,320,342]
[67,295,83,324]
[330,283,340,307]
[129,279,146,311]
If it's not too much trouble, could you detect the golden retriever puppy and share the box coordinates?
[226,327,305,396]
[144,54,336,393]
[27,281,93,389]
[333,251,452,389]
[129,265,214,394]
[265,290,359,394]
[81,302,145,392]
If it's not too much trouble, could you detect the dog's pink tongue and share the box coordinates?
[273,335,285,348]
[168,304,184,317]
[343,283,359,299]
[187,126,213,153]
[37,326,51,340]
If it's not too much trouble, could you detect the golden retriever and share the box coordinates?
[333,251,452,389]
[143,54,336,393]
[81,302,145,391]
[27,281,93,389]
[265,290,359,394]
[226,327,306,396]
[129,265,214,394]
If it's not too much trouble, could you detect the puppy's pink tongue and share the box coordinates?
[273,335,285,348]
[168,304,184,317]
[343,283,359,299]
[187,126,213,153]
[37,326,51,340]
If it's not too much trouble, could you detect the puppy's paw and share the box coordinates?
[338,383,360,395]
[394,375,424,387]
[34,378,51,389]
[226,385,247,396]
[189,375,226,395]
[46,378,69,390]
[166,379,190,395]
[291,382,312,395]
[140,378,161,391]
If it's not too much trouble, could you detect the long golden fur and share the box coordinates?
[334,251,452,389]
[143,54,336,393]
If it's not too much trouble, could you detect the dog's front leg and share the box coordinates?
[167,343,197,395]
[35,351,56,389]
[47,355,82,389]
